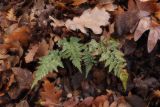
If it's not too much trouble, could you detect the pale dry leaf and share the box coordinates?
[134,17,151,41]
[50,7,110,34]
[65,7,110,34]
[25,44,39,63]
[49,16,65,27]
[147,26,160,52]
[6,8,16,21]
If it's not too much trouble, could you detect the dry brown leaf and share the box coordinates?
[72,0,87,6]
[134,17,151,41]
[117,97,132,107]
[6,8,16,21]
[103,100,109,107]
[4,26,31,45]
[25,44,39,63]
[147,26,160,52]
[35,39,49,59]
[78,97,94,107]
[110,101,118,107]
[12,67,33,89]
[92,95,107,107]
[63,98,79,107]
[50,7,110,34]
[115,0,159,36]
[16,100,29,107]
[40,80,62,107]
[8,68,32,99]
[134,16,160,52]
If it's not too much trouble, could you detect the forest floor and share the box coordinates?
[0,0,160,107]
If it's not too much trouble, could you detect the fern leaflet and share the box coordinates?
[32,50,63,88]
[58,37,84,72]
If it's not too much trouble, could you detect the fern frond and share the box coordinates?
[58,37,84,72]
[82,51,95,77]
[32,50,63,88]
[98,39,128,90]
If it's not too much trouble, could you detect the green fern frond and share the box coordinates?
[82,51,95,77]
[58,37,84,72]
[87,38,128,90]
[119,69,128,91]
[99,39,126,75]
[32,50,63,88]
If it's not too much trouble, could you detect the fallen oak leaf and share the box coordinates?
[65,7,110,34]
[40,80,62,107]
[50,7,110,34]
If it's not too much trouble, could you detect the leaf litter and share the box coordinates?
[0,0,160,107]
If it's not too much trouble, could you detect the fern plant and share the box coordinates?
[86,38,128,90]
[32,50,63,88]
[32,37,128,90]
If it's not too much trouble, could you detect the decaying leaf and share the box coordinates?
[50,7,110,34]
[4,26,31,45]
[25,44,39,63]
[40,80,62,107]
[8,68,32,99]
[12,67,33,89]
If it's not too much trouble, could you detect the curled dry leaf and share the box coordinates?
[50,7,110,34]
